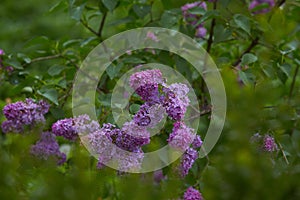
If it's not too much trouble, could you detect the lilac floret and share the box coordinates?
[30,132,66,165]
[183,186,204,200]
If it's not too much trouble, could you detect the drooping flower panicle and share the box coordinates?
[183,187,204,200]
[1,99,49,133]
[30,131,66,165]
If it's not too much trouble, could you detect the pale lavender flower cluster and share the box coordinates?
[249,0,275,14]
[181,1,207,38]
[167,122,195,152]
[30,131,66,165]
[87,122,149,171]
[129,69,163,90]
[52,114,99,141]
[1,99,49,133]
[183,187,204,200]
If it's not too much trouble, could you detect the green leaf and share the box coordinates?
[214,24,232,43]
[106,63,122,80]
[241,53,257,65]
[6,60,23,70]
[37,88,59,105]
[17,53,31,64]
[160,10,180,28]
[188,7,206,15]
[70,4,85,21]
[102,0,118,12]
[129,104,140,114]
[133,4,151,18]
[47,65,66,76]
[278,63,292,77]
[234,14,251,35]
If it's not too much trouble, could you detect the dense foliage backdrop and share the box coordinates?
[1,0,300,199]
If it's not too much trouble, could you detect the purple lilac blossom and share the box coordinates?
[263,135,278,152]
[129,69,164,90]
[0,49,4,55]
[162,83,190,120]
[183,187,204,200]
[181,1,207,25]
[195,26,207,38]
[117,149,144,172]
[52,114,99,141]
[1,99,49,133]
[192,135,203,149]
[135,83,161,104]
[133,103,165,127]
[153,169,166,183]
[180,147,198,177]
[249,0,275,14]
[168,122,195,152]
[30,131,66,165]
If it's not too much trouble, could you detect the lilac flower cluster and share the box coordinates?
[86,122,149,171]
[129,69,202,177]
[263,135,278,152]
[183,187,204,200]
[30,131,66,165]
[250,133,278,153]
[249,0,275,14]
[0,49,14,74]
[162,83,190,120]
[1,99,50,133]
[167,122,195,152]
[181,1,208,38]
[52,114,99,141]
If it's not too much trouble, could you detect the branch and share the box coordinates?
[23,54,61,66]
[80,19,99,36]
[98,12,107,39]
[277,0,286,7]
[206,1,217,54]
[289,64,300,101]
[232,36,259,67]
[201,1,217,105]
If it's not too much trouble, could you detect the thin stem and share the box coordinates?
[80,19,99,36]
[288,64,299,101]
[278,141,289,165]
[98,12,107,39]
[201,0,217,105]
[23,54,61,66]
[232,37,259,67]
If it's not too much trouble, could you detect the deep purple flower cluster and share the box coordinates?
[183,187,204,200]
[1,99,49,133]
[133,103,165,127]
[30,131,66,165]
[52,114,99,141]
[263,135,278,152]
[249,0,275,14]
[181,1,207,38]
[180,147,199,177]
[135,83,161,104]
[162,83,190,120]
[250,133,278,153]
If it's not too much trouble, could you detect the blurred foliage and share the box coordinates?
[1,0,300,199]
